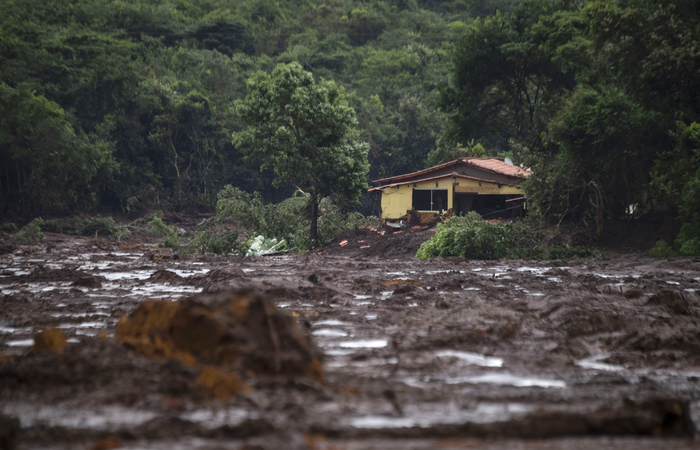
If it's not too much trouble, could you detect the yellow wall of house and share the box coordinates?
[380,176,524,220]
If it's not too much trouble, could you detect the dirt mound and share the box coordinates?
[196,267,247,292]
[320,227,435,258]
[647,290,699,316]
[71,275,105,288]
[0,338,197,403]
[20,265,93,282]
[32,328,68,351]
[116,288,324,381]
[147,269,184,283]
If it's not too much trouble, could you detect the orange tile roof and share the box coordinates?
[463,157,531,178]
[371,157,531,185]
[367,172,519,191]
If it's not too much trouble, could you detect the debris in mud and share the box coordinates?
[648,290,698,315]
[116,288,324,380]
[0,338,198,402]
[32,328,68,352]
[147,269,183,283]
[71,275,105,288]
[320,227,435,258]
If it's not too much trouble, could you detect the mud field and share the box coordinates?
[3,229,700,449]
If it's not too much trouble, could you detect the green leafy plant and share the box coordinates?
[416,212,599,260]
[650,240,679,258]
[42,216,130,240]
[148,217,180,248]
[0,222,17,233]
[11,218,45,244]
[189,218,239,255]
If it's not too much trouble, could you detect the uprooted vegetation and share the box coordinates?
[416,212,600,260]
[189,186,379,255]
[9,216,131,243]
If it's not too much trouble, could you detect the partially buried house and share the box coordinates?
[369,157,532,225]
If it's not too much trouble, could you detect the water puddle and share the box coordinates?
[337,339,388,349]
[2,403,158,430]
[435,350,503,367]
[314,320,348,326]
[0,326,31,334]
[102,271,153,281]
[5,339,34,347]
[445,373,566,388]
[179,408,251,429]
[576,354,624,371]
[516,267,551,275]
[58,321,107,329]
[349,402,534,429]
[312,329,349,337]
[123,284,202,299]
[325,349,357,356]
[170,268,209,277]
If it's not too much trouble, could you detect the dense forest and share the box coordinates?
[1,0,700,252]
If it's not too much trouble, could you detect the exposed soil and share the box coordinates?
[2,228,700,449]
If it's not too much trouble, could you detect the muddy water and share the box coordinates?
[2,237,700,449]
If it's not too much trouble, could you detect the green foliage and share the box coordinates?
[148,217,181,248]
[0,223,18,233]
[198,185,377,254]
[1,0,468,218]
[443,0,700,234]
[42,216,130,239]
[245,235,287,256]
[189,218,239,255]
[416,212,598,260]
[671,128,700,255]
[416,212,516,260]
[79,217,130,239]
[11,218,46,244]
[650,240,679,258]
[676,223,700,256]
[233,62,370,242]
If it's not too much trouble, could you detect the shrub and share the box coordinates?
[650,239,679,258]
[416,212,599,260]
[42,216,130,240]
[416,212,516,260]
[0,222,18,233]
[189,218,239,255]
[11,218,45,244]
[148,217,180,248]
[675,222,700,255]
[202,185,378,254]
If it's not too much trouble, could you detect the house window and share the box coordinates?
[413,189,448,212]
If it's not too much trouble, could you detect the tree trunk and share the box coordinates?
[310,197,319,247]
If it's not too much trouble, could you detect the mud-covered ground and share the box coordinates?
[2,228,700,449]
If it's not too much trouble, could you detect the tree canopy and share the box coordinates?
[233,62,369,243]
[441,0,700,247]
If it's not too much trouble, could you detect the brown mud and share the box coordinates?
[2,229,700,449]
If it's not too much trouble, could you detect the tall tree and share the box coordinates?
[233,62,369,244]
